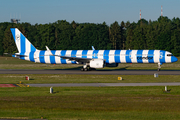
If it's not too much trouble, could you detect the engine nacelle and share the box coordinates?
[106,63,119,67]
[89,59,105,68]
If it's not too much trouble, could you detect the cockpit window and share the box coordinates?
[167,54,173,56]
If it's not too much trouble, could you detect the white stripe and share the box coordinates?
[120,50,126,63]
[34,51,40,63]
[15,29,21,53]
[154,50,160,63]
[26,38,31,52]
[98,50,104,59]
[44,51,50,64]
[109,50,115,63]
[76,50,83,58]
[24,52,30,61]
[87,50,93,59]
[55,50,61,64]
[142,50,149,63]
[131,50,138,63]
[165,51,171,63]
[66,50,72,64]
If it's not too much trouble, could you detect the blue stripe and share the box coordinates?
[160,50,166,63]
[50,50,56,64]
[148,50,154,63]
[92,50,99,59]
[136,50,143,63]
[29,52,35,62]
[171,55,175,63]
[114,50,121,63]
[10,28,16,42]
[19,52,25,60]
[126,50,132,63]
[71,50,77,57]
[61,50,67,64]
[82,50,88,58]
[103,50,110,63]
[71,50,77,64]
[71,61,77,64]
[20,32,26,60]
[20,33,26,53]
[19,54,25,60]
[39,51,45,63]
[31,44,36,52]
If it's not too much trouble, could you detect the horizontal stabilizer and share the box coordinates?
[4,53,28,57]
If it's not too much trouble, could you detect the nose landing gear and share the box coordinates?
[158,63,162,71]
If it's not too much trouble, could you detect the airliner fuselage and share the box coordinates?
[10,28,178,71]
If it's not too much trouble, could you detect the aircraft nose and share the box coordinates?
[172,56,178,62]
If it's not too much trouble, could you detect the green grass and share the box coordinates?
[0,56,180,119]
[0,56,180,70]
[0,87,180,119]
[0,74,180,84]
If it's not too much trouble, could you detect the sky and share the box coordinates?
[0,0,180,25]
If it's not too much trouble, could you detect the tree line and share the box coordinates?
[0,16,180,56]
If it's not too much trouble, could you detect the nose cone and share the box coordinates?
[172,56,178,63]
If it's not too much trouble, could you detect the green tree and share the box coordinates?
[109,21,121,49]
[3,25,17,53]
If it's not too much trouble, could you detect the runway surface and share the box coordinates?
[0,69,180,75]
[27,83,180,87]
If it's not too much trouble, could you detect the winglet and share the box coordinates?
[45,46,53,55]
[46,46,50,51]
[92,46,95,50]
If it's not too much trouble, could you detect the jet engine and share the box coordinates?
[89,59,105,68]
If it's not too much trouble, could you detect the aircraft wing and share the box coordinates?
[60,56,92,63]
[45,46,92,63]
[44,46,93,63]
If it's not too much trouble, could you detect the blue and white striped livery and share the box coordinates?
[10,28,178,71]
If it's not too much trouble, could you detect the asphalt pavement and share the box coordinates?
[0,69,180,75]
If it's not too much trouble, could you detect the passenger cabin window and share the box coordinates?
[167,54,173,56]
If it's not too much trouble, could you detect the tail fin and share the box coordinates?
[10,28,37,53]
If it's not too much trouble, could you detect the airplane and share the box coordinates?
[7,28,178,71]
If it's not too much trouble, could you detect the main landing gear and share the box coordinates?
[81,64,89,71]
[81,64,96,71]
[81,68,88,71]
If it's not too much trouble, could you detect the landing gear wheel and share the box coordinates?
[157,63,162,72]
[81,68,88,71]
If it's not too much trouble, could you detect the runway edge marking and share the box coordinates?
[16,84,28,87]
[0,84,16,87]
[0,84,28,87]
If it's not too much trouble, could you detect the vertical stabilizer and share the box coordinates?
[10,28,37,53]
